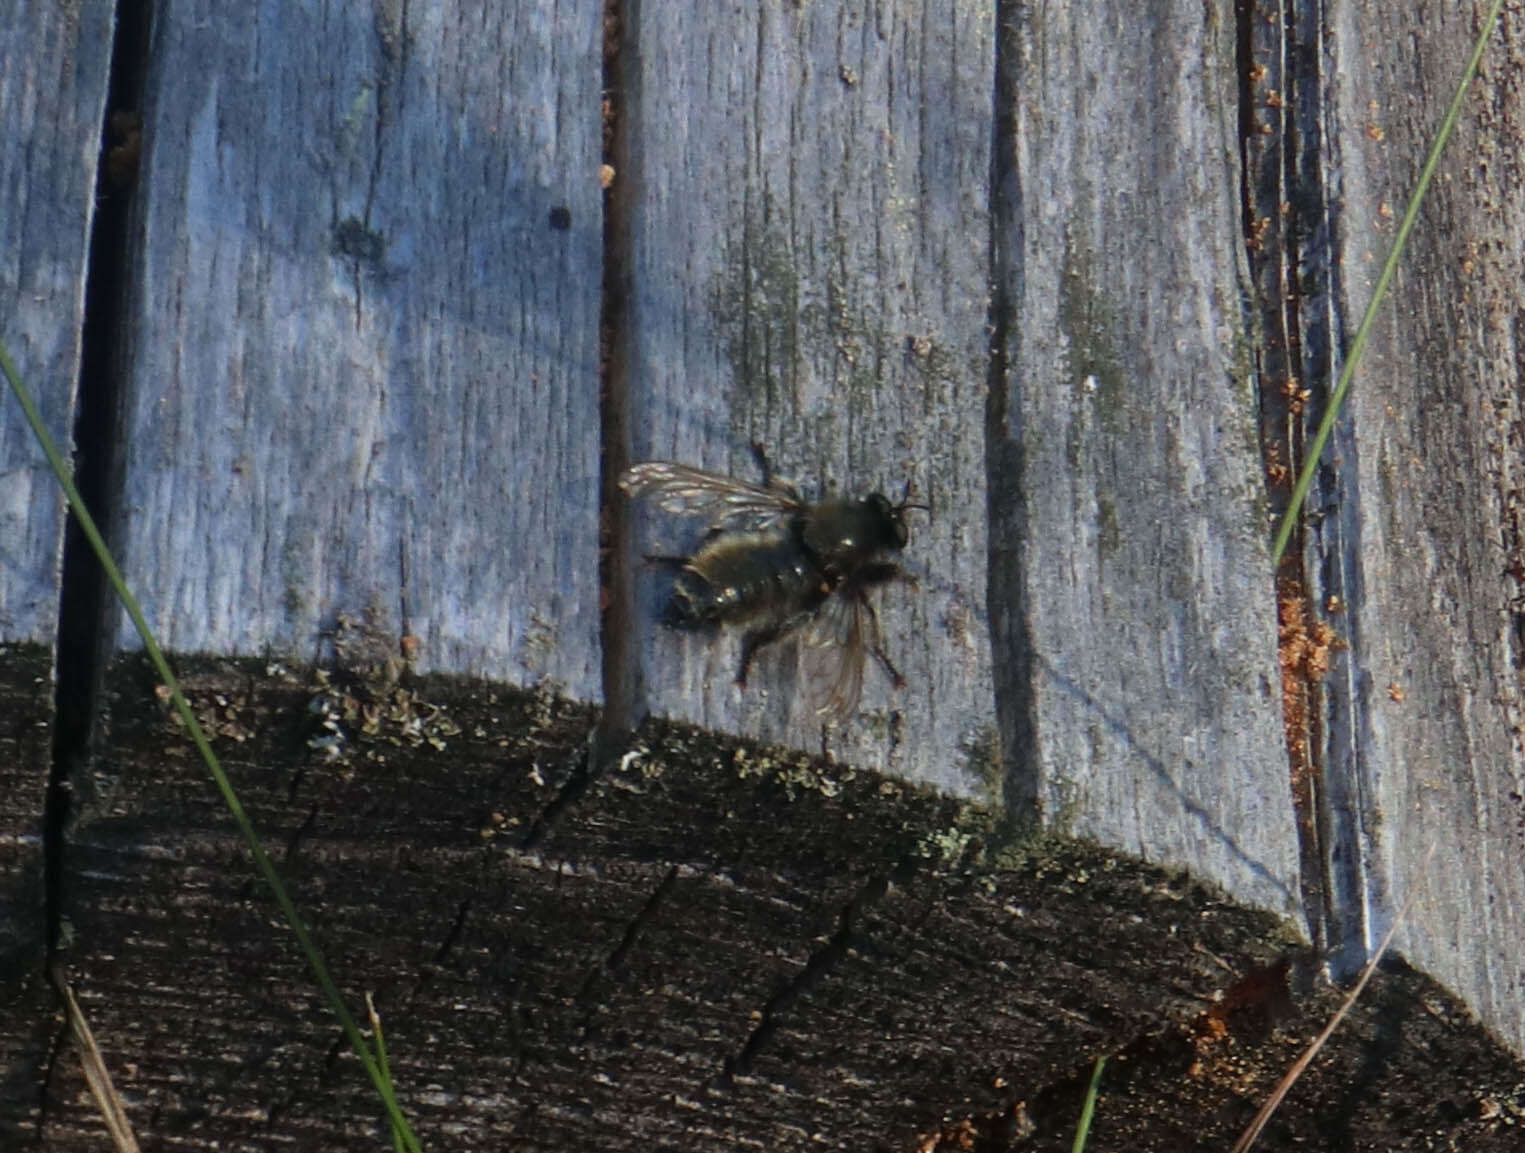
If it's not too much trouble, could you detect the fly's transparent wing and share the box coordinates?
[619,462,799,531]
[801,590,867,721]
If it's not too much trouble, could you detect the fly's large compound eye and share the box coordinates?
[866,493,906,548]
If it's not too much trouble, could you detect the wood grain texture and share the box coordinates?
[114,0,604,698]
[0,6,111,1124]
[991,3,1300,915]
[1295,0,1525,1054]
[27,662,1523,1151]
[0,3,112,643]
[620,3,999,797]
[0,648,58,1137]
[8,0,1523,1085]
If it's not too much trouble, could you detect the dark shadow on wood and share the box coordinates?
[1037,654,1298,911]
[987,0,1040,836]
[601,0,640,738]
[48,0,153,963]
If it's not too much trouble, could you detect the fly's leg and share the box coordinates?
[643,553,689,569]
[749,442,801,501]
[735,625,781,687]
[844,573,910,689]
[857,561,917,592]
[856,592,906,689]
[735,607,816,687]
[856,560,918,679]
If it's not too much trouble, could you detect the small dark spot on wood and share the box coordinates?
[331,216,385,265]
[549,205,572,231]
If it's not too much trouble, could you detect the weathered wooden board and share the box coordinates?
[991,5,1300,915]
[1294,0,1525,1055]
[6,2,1523,1131]
[32,663,1525,1151]
[0,4,111,643]
[114,0,604,699]
[0,4,114,1124]
[0,647,60,1136]
[619,2,1000,797]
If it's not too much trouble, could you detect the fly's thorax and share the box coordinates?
[670,529,830,625]
[800,493,907,575]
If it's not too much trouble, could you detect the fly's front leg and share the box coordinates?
[845,564,913,689]
[855,591,906,689]
[858,561,917,592]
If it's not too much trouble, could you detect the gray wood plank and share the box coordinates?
[115,0,604,699]
[621,3,998,797]
[0,6,115,1131]
[0,5,113,644]
[1300,0,1525,1055]
[992,2,1300,915]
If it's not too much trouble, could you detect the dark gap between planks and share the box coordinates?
[986,0,1042,833]
[47,0,153,960]
[598,0,639,743]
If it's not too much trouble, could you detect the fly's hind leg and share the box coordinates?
[735,625,780,688]
[735,607,815,687]
[643,553,689,569]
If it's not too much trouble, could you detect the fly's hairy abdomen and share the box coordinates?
[669,531,830,628]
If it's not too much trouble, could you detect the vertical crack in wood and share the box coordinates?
[986,1,1040,831]
[520,728,598,851]
[34,1012,72,1135]
[600,0,640,737]
[47,0,152,963]
[573,864,680,1025]
[1288,0,1380,981]
[1239,0,1374,975]
[1237,0,1327,954]
[430,896,473,968]
[718,859,913,1087]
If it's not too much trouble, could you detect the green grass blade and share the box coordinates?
[1070,1055,1106,1153]
[367,994,407,1153]
[1271,0,1505,564]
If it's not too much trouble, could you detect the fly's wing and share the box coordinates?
[619,462,798,532]
[801,589,868,721]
